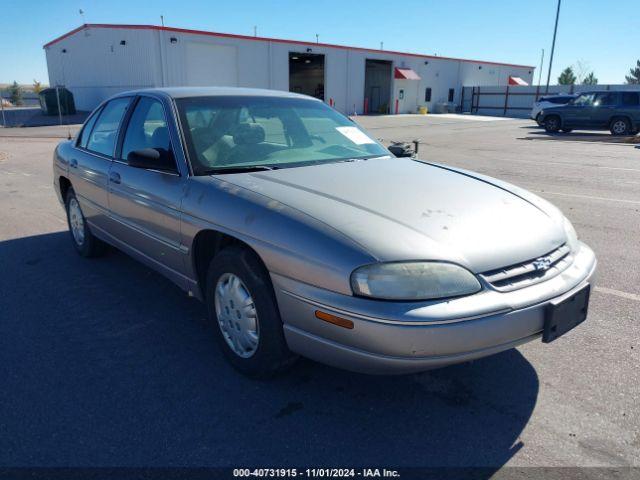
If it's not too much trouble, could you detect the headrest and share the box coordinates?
[151,126,169,148]
[232,123,265,145]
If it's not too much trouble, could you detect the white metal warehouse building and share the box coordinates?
[44,24,535,114]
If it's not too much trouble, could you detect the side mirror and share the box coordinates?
[127,148,176,172]
[388,142,415,158]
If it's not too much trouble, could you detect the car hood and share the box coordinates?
[218,157,566,273]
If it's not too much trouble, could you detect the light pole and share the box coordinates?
[538,49,545,86]
[545,0,561,93]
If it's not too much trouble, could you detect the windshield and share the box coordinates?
[176,96,390,175]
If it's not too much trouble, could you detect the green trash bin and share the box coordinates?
[39,87,76,116]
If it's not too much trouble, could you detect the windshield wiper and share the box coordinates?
[205,165,278,175]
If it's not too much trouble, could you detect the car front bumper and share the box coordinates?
[272,243,597,374]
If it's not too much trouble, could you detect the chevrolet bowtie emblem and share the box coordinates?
[533,256,553,271]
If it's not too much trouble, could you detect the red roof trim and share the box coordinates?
[43,24,536,69]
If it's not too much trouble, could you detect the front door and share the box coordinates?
[70,97,132,231]
[563,93,595,128]
[591,92,619,128]
[107,95,186,279]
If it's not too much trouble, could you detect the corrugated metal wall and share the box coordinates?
[46,27,161,110]
[45,26,535,113]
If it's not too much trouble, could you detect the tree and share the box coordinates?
[8,81,23,106]
[32,80,43,94]
[574,59,590,84]
[582,72,598,85]
[558,67,577,85]
[626,60,640,84]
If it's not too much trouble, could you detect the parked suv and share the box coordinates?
[531,94,575,125]
[539,91,640,135]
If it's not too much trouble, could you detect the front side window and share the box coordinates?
[121,97,172,161]
[573,93,596,106]
[448,88,455,102]
[425,88,432,102]
[177,96,389,175]
[86,97,131,157]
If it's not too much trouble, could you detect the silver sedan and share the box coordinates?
[53,87,596,377]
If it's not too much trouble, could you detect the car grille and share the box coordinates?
[480,244,572,292]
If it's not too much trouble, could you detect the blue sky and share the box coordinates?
[2,0,638,85]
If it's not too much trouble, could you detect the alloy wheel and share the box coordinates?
[612,120,627,135]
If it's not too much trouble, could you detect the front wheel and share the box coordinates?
[610,117,631,136]
[561,128,573,133]
[544,116,561,133]
[65,188,107,257]
[205,246,297,378]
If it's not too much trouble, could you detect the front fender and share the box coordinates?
[180,176,376,295]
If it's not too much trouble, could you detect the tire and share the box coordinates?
[65,188,107,257]
[544,115,561,133]
[205,245,297,378]
[561,128,573,133]
[610,117,631,136]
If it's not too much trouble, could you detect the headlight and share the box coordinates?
[350,262,481,301]
[563,217,579,252]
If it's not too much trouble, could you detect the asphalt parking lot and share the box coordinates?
[1,115,638,472]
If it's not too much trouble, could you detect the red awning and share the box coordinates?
[508,76,529,86]
[394,67,421,80]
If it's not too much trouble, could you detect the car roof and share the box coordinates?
[113,86,320,101]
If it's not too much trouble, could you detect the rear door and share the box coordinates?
[70,97,132,231]
[620,92,640,127]
[107,95,187,279]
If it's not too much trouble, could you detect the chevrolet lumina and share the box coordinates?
[53,88,597,377]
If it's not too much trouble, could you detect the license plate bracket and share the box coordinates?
[542,285,591,343]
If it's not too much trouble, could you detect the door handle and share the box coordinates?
[69,159,78,168]
[109,172,121,184]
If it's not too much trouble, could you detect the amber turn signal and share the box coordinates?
[315,310,354,329]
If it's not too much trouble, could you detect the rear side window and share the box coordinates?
[594,92,617,106]
[77,109,101,148]
[622,92,639,106]
[424,87,432,102]
[86,97,131,157]
[448,88,455,102]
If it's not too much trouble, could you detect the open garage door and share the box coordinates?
[364,59,392,114]
[289,53,325,100]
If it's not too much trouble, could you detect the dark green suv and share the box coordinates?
[539,91,640,135]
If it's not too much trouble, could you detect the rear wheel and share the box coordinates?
[205,246,297,378]
[544,115,561,133]
[65,188,107,257]
[610,117,631,136]
[561,128,573,133]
